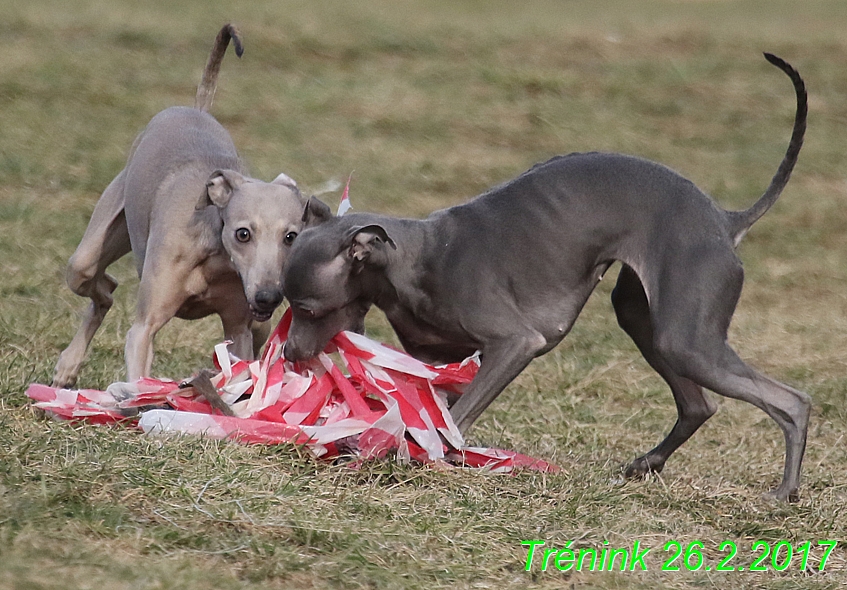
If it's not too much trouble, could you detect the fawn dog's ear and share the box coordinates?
[201,169,245,209]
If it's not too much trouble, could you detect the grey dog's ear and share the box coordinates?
[201,169,245,209]
[347,224,397,262]
[301,196,333,226]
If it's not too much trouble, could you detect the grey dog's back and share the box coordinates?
[420,152,731,297]
[450,151,727,245]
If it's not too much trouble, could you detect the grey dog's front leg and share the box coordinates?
[450,334,546,434]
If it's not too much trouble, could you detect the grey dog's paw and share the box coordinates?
[624,456,664,479]
[762,487,800,504]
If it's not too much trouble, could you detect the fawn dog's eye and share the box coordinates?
[235,228,251,243]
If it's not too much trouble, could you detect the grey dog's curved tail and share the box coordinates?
[194,24,244,113]
[727,53,807,246]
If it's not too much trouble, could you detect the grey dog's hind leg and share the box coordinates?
[53,172,131,387]
[636,250,810,501]
[611,264,717,476]
[669,342,810,501]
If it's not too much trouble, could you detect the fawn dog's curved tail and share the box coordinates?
[194,24,243,113]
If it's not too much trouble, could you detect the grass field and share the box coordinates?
[2,0,847,588]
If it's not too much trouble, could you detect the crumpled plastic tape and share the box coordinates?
[27,310,558,473]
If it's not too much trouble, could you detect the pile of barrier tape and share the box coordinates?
[26,309,558,473]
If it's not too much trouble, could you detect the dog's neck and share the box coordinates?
[349,213,479,363]
[348,214,428,307]
[190,204,227,258]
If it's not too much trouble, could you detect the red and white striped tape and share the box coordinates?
[27,309,558,473]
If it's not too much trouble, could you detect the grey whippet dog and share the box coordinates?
[53,24,330,388]
[280,54,809,502]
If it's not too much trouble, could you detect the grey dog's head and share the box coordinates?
[281,215,396,361]
[202,169,331,322]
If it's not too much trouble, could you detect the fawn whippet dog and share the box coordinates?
[53,24,330,387]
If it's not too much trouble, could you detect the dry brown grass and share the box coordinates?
[2,1,847,588]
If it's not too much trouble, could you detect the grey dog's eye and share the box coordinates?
[284,231,298,245]
[297,306,315,318]
[235,228,251,243]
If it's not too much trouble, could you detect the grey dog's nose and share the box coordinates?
[254,289,283,311]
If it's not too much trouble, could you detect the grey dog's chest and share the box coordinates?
[381,299,478,365]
